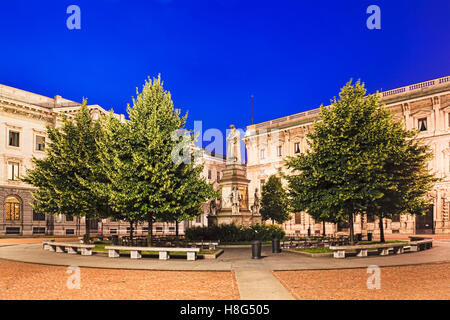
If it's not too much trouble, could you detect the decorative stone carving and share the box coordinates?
[251,188,261,215]
[230,186,242,214]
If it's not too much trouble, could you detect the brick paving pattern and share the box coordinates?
[0,259,239,300]
[273,263,450,300]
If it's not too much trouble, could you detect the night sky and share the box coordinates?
[1,0,449,149]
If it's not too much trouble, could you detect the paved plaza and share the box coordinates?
[0,237,449,300]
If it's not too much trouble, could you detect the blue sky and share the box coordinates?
[0,0,449,148]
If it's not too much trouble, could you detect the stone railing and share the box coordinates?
[249,76,450,132]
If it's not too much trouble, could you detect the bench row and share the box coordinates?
[43,241,95,256]
[42,241,201,261]
[329,240,433,258]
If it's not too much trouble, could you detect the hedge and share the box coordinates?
[185,223,285,242]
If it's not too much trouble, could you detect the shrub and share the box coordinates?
[185,223,285,242]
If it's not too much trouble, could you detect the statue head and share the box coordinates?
[230,124,235,130]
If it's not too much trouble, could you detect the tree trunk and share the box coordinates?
[129,221,134,244]
[147,215,153,247]
[378,215,385,243]
[322,220,326,236]
[175,221,179,238]
[349,213,355,245]
[84,218,90,244]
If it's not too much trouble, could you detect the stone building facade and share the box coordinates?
[0,84,225,237]
[243,76,450,235]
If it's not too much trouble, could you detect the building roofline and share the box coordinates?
[246,75,450,133]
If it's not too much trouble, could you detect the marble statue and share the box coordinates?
[230,186,242,214]
[226,125,241,164]
[209,198,217,216]
[251,188,261,215]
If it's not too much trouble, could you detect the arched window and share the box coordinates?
[5,197,20,220]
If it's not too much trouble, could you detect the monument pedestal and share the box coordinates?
[209,163,261,227]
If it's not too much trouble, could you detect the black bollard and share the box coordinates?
[272,238,281,253]
[252,240,262,259]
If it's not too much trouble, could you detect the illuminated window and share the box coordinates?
[5,197,20,220]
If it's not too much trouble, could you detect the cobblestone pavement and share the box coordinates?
[273,263,450,300]
[0,259,239,300]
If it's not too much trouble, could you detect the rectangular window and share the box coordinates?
[6,227,20,234]
[217,172,220,182]
[169,227,175,232]
[156,226,163,233]
[109,229,117,234]
[66,214,74,222]
[418,118,427,131]
[392,215,400,222]
[196,215,202,223]
[33,210,45,221]
[277,145,282,157]
[208,170,212,180]
[294,212,302,225]
[33,227,46,234]
[7,162,20,181]
[65,229,75,235]
[9,131,20,147]
[260,149,265,160]
[36,135,45,151]
[367,215,375,223]
[294,142,300,154]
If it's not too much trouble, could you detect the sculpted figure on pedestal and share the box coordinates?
[230,186,242,214]
[226,125,241,164]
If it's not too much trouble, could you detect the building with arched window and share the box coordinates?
[0,84,225,236]
[244,76,450,235]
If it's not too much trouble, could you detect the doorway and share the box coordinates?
[415,205,434,234]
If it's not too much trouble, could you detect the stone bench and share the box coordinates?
[43,241,95,256]
[329,242,408,258]
[191,241,219,250]
[104,246,200,261]
[409,239,433,252]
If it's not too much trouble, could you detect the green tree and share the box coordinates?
[364,124,438,242]
[86,112,146,242]
[22,102,108,242]
[102,75,215,246]
[260,175,291,225]
[287,80,437,244]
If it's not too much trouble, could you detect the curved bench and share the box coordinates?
[104,246,200,261]
[329,242,408,259]
[43,241,95,256]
